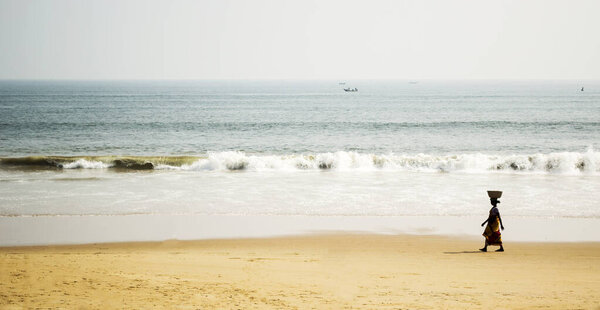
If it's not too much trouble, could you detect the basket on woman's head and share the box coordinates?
[487,191,502,199]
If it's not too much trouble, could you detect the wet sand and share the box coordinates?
[2,214,599,246]
[1,234,599,309]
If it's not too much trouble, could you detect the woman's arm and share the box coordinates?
[481,218,488,226]
[498,215,504,230]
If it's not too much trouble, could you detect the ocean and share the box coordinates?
[1,80,599,219]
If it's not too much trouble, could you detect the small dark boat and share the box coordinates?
[344,88,358,92]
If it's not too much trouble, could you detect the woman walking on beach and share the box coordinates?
[480,197,504,252]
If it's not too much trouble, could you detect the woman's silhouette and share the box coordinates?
[480,197,505,252]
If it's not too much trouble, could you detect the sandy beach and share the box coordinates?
[1,234,599,309]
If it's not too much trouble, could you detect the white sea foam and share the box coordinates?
[17,149,598,174]
[61,159,112,169]
[153,149,600,175]
[3,151,600,219]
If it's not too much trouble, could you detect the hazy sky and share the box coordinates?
[1,0,599,79]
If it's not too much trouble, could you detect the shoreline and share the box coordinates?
[1,214,599,247]
[1,234,599,309]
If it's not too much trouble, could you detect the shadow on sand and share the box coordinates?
[443,251,482,254]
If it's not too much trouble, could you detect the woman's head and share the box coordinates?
[490,198,500,206]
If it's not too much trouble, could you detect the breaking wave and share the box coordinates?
[1,149,599,174]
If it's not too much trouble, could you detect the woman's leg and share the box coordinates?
[479,240,488,252]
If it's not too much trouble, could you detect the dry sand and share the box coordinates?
[1,234,599,309]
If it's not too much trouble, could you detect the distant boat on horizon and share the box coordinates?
[344,87,358,92]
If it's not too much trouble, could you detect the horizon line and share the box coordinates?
[1,78,598,82]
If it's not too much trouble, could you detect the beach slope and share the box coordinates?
[1,234,599,309]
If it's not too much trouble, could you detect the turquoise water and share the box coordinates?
[0,80,599,218]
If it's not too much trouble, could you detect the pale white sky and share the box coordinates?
[1,0,599,79]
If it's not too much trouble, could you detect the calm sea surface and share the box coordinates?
[1,80,599,155]
[1,80,599,218]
